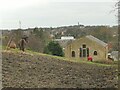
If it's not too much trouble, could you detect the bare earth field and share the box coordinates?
[2,50,118,88]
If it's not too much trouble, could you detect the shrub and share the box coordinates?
[44,41,64,57]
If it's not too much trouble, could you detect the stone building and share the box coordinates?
[64,35,108,61]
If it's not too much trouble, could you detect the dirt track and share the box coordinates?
[2,51,118,88]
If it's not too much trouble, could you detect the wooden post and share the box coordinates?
[6,36,13,50]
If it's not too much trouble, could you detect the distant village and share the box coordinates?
[1,24,119,61]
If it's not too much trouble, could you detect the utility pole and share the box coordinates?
[19,20,21,29]
[78,22,79,26]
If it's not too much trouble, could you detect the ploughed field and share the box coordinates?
[2,50,118,88]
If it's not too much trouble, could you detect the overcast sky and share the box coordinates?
[0,0,118,29]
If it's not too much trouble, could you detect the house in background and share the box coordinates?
[60,36,75,40]
[110,51,119,61]
[64,35,108,61]
[54,36,75,49]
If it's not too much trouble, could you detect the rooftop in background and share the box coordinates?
[61,36,74,40]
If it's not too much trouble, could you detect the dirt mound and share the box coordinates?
[2,51,118,88]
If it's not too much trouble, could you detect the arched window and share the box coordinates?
[72,51,75,57]
[94,51,97,55]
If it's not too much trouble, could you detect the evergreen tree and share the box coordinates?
[44,41,64,57]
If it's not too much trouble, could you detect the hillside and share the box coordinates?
[2,25,118,52]
[2,50,118,88]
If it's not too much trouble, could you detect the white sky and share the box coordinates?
[0,0,118,29]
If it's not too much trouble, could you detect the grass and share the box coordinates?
[0,45,8,50]
[0,45,2,50]
[2,48,118,67]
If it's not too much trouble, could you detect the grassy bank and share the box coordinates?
[2,48,118,67]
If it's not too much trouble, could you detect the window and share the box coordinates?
[80,45,89,58]
[82,44,86,48]
[83,49,86,57]
[94,51,97,55]
[72,51,75,57]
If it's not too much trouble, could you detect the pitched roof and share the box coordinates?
[86,35,108,47]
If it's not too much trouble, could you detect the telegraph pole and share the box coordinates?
[19,20,21,29]
[78,22,79,26]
